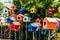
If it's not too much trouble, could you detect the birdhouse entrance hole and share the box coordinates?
[44,22,46,25]
[5,10,7,12]
[18,17,20,19]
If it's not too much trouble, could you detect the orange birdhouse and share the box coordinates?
[10,22,21,31]
[11,5,17,10]
[9,10,15,17]
[43,17,58,30]
[16,14,23,21]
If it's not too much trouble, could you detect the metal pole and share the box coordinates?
[14,31,16,40]
[48,30,50,40]
[39,30,40,40]
[26,22,27,40]
[33,32,34,40]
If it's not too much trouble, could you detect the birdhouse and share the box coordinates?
[43,17,58,30]
[23,16,31,22]
[41,28,47,35]
[56,33,60,37]
[58,6,60,12]
[9,10,15,17]
[56,18,60,29]
[30,8,37,14]
[48,8,57,14]
[28,23,39,32]
[16,14,23,21]
[10,22,21,31]
[19,8,25,15]
[35,18,41,23]
[2,8,8,15]
[11,5,16,10]
[6,17,15,23]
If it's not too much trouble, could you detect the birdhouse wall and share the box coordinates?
[58,21,60,28]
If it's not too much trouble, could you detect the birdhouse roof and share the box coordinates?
[13,22,20,25]
[45,17,58,22]
[31,23,39,27]
[17,14,24,16]
[24,16,31,18]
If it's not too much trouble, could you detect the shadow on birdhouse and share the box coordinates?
[43,17,58,30]
[48,7,57,14]
[16,14,23,21]
[23,16,31,22]
[10,22,21,31]
[3,8,8,14]
[9,10,15,17]
[19,8,25,15]
[30,8,37,14]
[28,23,39,32]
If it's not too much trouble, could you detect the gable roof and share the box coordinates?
[45,17,58,22]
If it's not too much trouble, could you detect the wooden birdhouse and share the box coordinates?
[41,28,47,35]
[16,14,23,21]
[3,8,8,14]
[19,8,25,15]
[35,18,41,23]
[56,18,60,29]
[58,6,60,12]
[56,33,60,37]
[10,22,21,31]
[48,8,57,14]
[30,8,37,14]
[28,23,39,32]
[23,16,31,22]
[6,17,15,23]
[9,10,15,17]
[11,5,16,10]
[43,17,58,30]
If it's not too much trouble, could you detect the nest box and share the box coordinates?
[41,28,47,35]
[48,8,57,14]
[6,17,15,23]
[35,18,41,23]
[43,17,58,30]
[16,14,23,21]
[9,10,15,17]
[28,23,39,32]
[56,33,60,37]
[56,18,60,29]
[30,8,37,14]
[19,8,25,15]
[58,6,60,12]
[23,16,31,22]
[3,8,8,14]
[11,5,16,10]
[10,22,21,31]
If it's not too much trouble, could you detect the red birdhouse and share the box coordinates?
[11,5,17,10]
[35,18,41,23]
[16,14,23,21]
[48,8,57,14]
[10,22,21,31]
[43,17,58,30]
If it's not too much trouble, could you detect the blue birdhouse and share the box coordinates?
[6,17,15,23]
[28,23,39,32]
[23,16,31,22]
[41,28,47,35]
[19,8,25,15]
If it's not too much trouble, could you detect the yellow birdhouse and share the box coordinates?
[56,33,60,37]
[30,8,37,13]
[58,6,60,12]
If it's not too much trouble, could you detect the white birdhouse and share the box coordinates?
[23,16,31,22]
[3,8,8,15]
